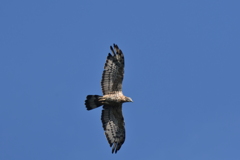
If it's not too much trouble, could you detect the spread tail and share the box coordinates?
[85,95,103,110]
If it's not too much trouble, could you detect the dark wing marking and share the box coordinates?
[101,44,124,95]
[101,104,125,153]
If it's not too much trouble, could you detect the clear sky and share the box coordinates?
[1,0,240,160]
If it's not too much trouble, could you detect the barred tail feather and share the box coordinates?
[85,95,103,110]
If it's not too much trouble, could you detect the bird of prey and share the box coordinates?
[85,44,133,153]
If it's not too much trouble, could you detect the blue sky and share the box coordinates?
[1,0,240,159]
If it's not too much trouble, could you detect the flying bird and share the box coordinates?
[85,44,133,153]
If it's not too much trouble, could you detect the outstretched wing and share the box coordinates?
[101,104,125,153]
[101,44,124,95]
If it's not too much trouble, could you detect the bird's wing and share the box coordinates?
[101,104,125,153]
[101,44,124,95]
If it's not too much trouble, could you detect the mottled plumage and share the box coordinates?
[85,44,133,153]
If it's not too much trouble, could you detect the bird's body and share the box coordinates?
[85,44,132,153]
